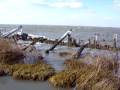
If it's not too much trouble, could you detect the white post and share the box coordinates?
[95,34,98,41]
[94,34,98,48]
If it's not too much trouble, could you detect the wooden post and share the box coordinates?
[113,34,117,49]
[67,34,72,47]
[78,39,81,46]
[88,38,91,48]
[73,38,77,47]
[73,41,89,59]
[113,34,118,73]
[94,34,98,48]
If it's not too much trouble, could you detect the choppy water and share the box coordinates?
[1,24,120,41]
[0,24,120,90]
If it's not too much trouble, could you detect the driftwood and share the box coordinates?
[73,41,89,59]
[45,30,72,54]
[2,25,22,38]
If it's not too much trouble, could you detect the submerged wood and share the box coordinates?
[45,30,71,53]
[21,37,120,52]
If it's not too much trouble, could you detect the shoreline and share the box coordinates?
[0,31,120,89]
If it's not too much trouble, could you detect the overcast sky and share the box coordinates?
[0,0,120,27]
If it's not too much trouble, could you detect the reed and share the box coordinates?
[0,38,24,64]
[49,59,94,88]
[0,63,55,80]
[64,59,94,70]
[12,64,55,81]
[50,56,120,89]
[49,70,76,88]
[59,52,73,57]
[92,78,120,90]
[74,57,120,90]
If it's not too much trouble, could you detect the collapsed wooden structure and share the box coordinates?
[0,25,119,59]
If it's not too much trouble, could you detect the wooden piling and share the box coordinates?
[67,34,72,47]
[88,38,91,47]
[93,34,98,48]
[113,34,117,49]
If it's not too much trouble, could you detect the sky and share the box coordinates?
[0,0,120,27]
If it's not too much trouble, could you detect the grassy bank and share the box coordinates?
[49,57,120,90]
[0,38,120,90]
[0,38,55,81]
[0,63,55,81]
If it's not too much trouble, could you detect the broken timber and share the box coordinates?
[20,36,120,52]
[3,27,120,52]
[45,29,73,54]
[73,41,89,59]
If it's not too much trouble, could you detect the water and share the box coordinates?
[0,76,53,90]
[1,24,120,41]
[0,76,74,90]
[0,43,75,90]
[0,24,120,90]
[36,43,77,71]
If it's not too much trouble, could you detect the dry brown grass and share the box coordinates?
[49,56,120,89]
[75,66,115,90]
[49,60,94,88]
[0,38,13,50]
[58,52,73,57]
[92,78,120,90]
[49,70,76,88]
[64,59,93,70]
[74,57,120,90]
[12,64,55,81]
[0,63,55,81]
[94,56,118,71]
[0,38,24,64]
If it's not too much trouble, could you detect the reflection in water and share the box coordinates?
[0,76,73,90]
[0,76,53,90]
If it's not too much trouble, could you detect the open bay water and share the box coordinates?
[1,24,120,42]
[0,24,120,90]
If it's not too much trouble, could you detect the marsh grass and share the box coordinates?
[12,63,55,81]
[0,38,24,64]
[58,52,73,57]
[0,63,55,81]
[49,70,76,88]
[0,38,55,81]
[49,56,120,89]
